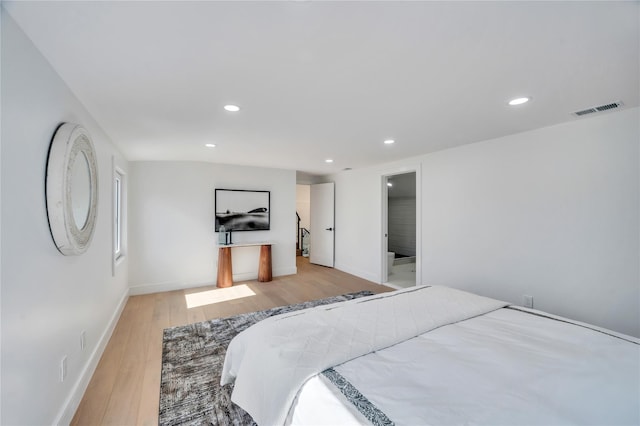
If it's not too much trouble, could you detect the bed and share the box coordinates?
[220,286,640,425]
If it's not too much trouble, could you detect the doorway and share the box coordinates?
[382,169,420,288]
[296,184,311,257]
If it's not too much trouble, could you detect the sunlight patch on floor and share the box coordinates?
[185,284,256,309]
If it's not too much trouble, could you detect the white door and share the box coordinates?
[310,182,335,267]
[382,176,390,283]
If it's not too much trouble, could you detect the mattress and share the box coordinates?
[221,286,640,425]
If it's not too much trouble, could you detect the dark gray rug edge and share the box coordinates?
[159,290,375,426]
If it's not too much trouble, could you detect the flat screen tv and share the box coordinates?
[214,189,270,232]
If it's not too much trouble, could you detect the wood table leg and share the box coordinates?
[258,244,272,282]
[217,247,233,288]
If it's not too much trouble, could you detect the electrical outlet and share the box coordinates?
[80,331,86,351]
[523,295,534,309]
[60,356,67,382]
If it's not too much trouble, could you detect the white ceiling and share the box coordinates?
[5,1,639,176]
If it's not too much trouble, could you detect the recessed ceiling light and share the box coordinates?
[387,182,393,187]
[384,139,395,145]
[508,97,530,106]
[325,159,334,163]
[205,143,216,148]
[224,105,240,112]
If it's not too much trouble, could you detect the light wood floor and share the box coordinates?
[71,257,392,425]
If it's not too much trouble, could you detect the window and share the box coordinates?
[113,164,126,272]
[114,171,123,258]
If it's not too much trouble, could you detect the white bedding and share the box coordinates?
[289,307,640,425]
[221,286,507,425]
[221,286,640,425]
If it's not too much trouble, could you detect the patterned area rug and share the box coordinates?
[159,291,374,426]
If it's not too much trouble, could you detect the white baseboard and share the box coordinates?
[231,272,259,282]
[129,266,299,296]
[233,266,298,282]
[334,263,380,284]
[54,287,130,426]
[129,280,195,295]
[275,266,298,277]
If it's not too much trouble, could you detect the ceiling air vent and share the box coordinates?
[575,108,597,116]
[574,101,623,117]
[595,102,621,112]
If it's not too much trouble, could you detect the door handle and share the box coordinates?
[326,227,333,231]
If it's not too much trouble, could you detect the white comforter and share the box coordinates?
[220,286,508,425]
[288,307,640,425]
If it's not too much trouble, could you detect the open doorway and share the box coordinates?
[296,185,311,257]
[382,170,420,288]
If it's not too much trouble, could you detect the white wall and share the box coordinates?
[1,12,129,425]
[128,161,296,293]
[0,8,4,423]
[333,108,639,337]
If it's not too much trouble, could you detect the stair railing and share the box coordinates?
[296,212,301,250]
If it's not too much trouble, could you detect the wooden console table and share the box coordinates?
[217,242,273,288]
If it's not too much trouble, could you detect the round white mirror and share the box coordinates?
[71,150,92,229]
[46,123,98,255]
